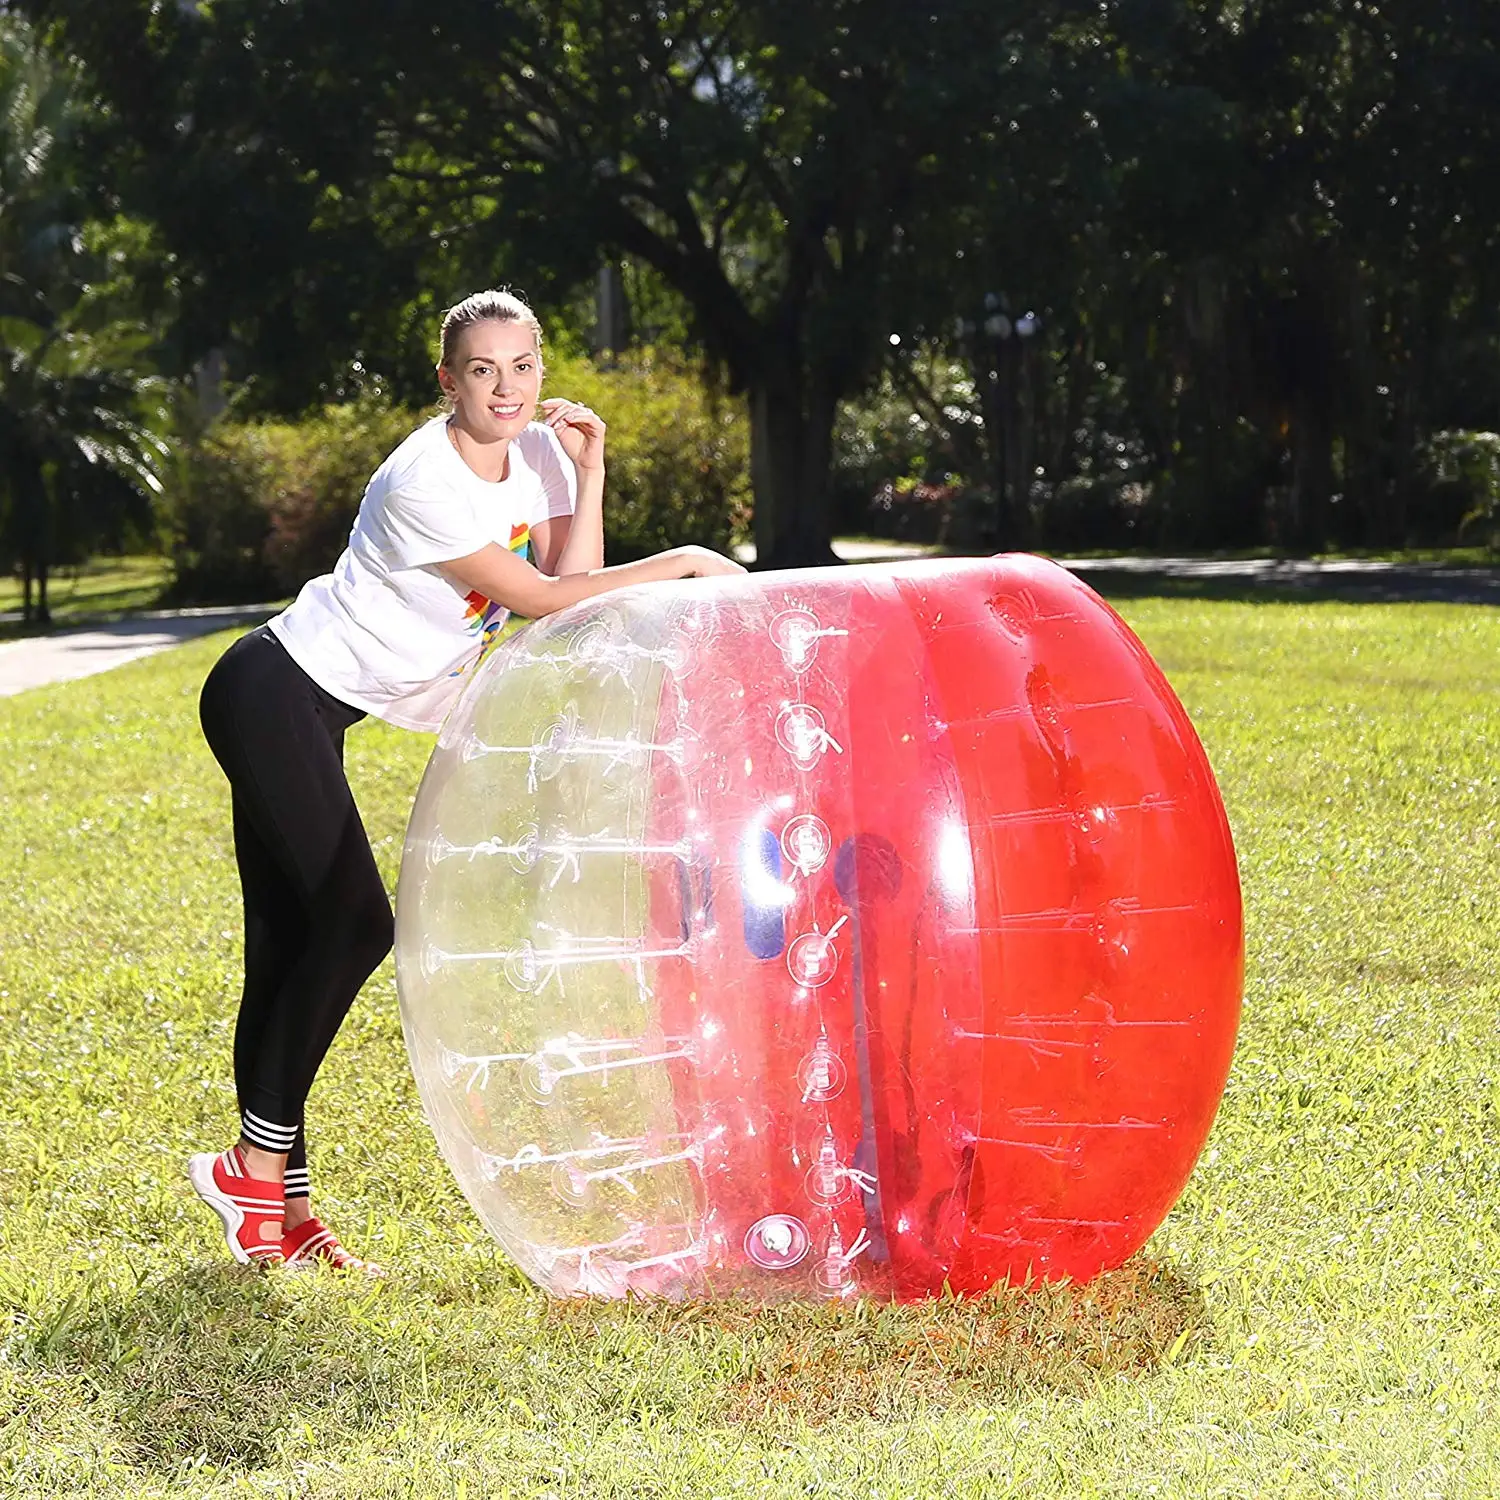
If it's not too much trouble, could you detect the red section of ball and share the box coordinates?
[645,555,1242,1297]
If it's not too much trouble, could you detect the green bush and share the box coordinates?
[260,403,423,592]
[540,347,750,560]
[157,427,275,603]
[159,352,749,603]
[831,362,980,536]
[161,400,437,602]
[1422,429,1500,547]
[1036,473,1152,551]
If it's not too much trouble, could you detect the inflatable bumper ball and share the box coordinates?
[394,556,1243,1300]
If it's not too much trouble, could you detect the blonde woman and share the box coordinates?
[191,290,744,1271]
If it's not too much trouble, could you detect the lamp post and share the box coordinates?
[961,293,1041,549]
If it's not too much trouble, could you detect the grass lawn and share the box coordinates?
[0,556,173,638]
[1,594,1497,1498]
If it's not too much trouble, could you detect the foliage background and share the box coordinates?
[3,1,1499,604]
[161,349,750,603]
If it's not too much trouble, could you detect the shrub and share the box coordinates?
[159,352,750,603]
[1035,475,1153,552]
[157,428,275,603]
[159,399,417,602]
[866,477,999,547]
[1420,430,1500,547]
[540,347,750,560]
[258,403,424,591]
[831,362,981,537]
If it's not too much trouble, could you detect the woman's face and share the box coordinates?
[440,319,542,441]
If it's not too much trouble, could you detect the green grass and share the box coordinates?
[0,555,173,637]
[2,597,1498,1497]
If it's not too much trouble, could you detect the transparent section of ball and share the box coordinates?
[397,594,721,1297]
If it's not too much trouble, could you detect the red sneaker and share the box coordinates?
[282,1217,385,1277]
[187,1147,285,1265]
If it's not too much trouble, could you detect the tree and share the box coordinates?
[0,14,167,622]
[27,0,1092,565]
[1089,0,1500,549]
[879,0,1500,552]
[0,316,168,621]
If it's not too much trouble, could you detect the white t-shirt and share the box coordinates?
[268,415,576,732]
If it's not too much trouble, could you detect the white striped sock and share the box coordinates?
[242,1110,299,1152]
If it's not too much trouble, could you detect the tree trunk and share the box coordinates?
[1008,336,1042,542]
[1289,400,1335,552]
[35,463,54,625]
[1385,295,1428,548]
[976,340,1030,551]
[1341,263,1382,547]
[16,456,50,625]
[593,263,629,362]
[748,359,840,570]
[194,347,229,424]
[1047,332,1093,483]
[1288,260,1338,552]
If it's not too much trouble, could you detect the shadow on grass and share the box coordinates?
[532,1255,1210,1425]
[24,1254,1209,1478]
[24,1264,335,1473]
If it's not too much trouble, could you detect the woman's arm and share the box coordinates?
[531,464,604,576]
[441,541,742,621]
[530,398,606,576]
[550,464,605,574]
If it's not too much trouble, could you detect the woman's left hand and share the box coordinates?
[540,398,606,472]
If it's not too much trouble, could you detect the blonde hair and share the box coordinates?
[438,288,544,370]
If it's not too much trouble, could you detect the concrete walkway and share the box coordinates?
[743,542,1500,603]
[3,551,1498,700]
[0,605,274,699]
[1052,554,1500,605]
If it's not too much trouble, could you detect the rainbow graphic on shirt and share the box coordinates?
[451,522,531,677]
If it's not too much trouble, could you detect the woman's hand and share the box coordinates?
[671,545,748,579]
[540,398,606,471]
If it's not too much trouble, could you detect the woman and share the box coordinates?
[190,289,744,1271]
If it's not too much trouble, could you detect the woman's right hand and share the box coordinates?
[672,545,747,579]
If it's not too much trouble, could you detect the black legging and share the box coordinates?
[199,626,394,1185]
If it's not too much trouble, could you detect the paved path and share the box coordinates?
[1051,555,1500,605]
[0,606,274,699]
[745,543,1500,603]
[3,552,1498,700]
